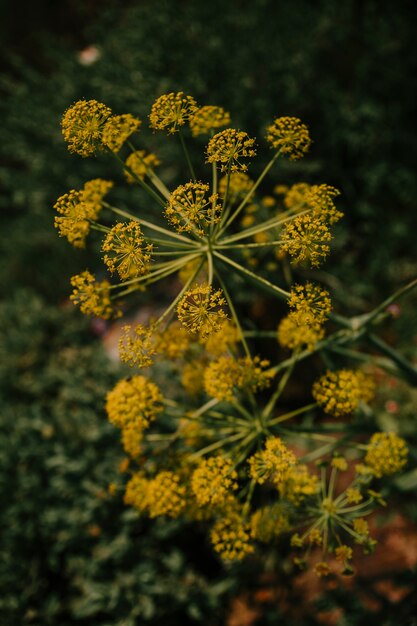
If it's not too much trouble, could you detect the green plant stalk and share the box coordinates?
[109,148,166,207]
[215,267,252,358]
[178,129,196,181]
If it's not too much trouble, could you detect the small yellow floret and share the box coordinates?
[102,221,153,280]
[280,213,332,267]
[119,324,157,368]
[149,92,198,134]
[70,270,116,319]
[105,375,163,430]
[266,117,311,160]
[125,150,161,183]
[277,313,324,351]
[177,283,228,338]
[102,114,141,152]
[288,282,332,326]
[210,513,254,561]
[191,456,237,507]
[165,181,221,236]
[312,369,375,417]
[250,504,290,542]
[364,432,408,478]
[147,472,186,518]
[248,437,296,485]
[206,129,256,172]
[61,99,112,156]
[189,105,231,136]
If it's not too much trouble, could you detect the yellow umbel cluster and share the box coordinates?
[165,181,221,236]
[177,284,228,337]
[204,355,273,402]
[105,375,163,430]
[149,92,198,134]
[102,221,153,280]
[189,105,231,137]
[191,456,238,507]
[61,99,112,156]
[248,437,297,485]
[118,324,157,368]
[102,113,141,152]
[364,432,408,477]
[125,150,161,183]
[312,369,375,417]
[206,128,256,172]
[250,504,290,542]
[70,270,116,319]
[210,512,254,561]
[266,116,311,160]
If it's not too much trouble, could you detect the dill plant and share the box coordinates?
[54,92,417,576]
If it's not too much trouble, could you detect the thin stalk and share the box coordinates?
[368,333,417,385]
[217,240,283,250]
[109,148,166,207]
[215,268,251,358]
[190,431,247,460]
[178,129,196,181]
[218,210,309,246]
[127,140,171,199]
[267,402,317,427]
[359,277,417,329]
[262,348,300,419]
[213,250,290,299]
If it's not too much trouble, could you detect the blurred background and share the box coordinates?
[1,0,417,624]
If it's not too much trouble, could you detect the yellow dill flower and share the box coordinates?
[335,545,353,562]
[147,471,186,518]
[278,464,319,505]
[102,221,153,280]
[308,529,323,545]
[165,181,221,235]
[266,116,311,160]
[181,361,205,395]
[277,313,325,351]
[124,473,150,512]
[125,150,161,183]
[314,561,330,577]
[200,319,240,356]
[154,322,190,360]
[101,113,141,152]
[248,437,297,485]
[189,105,231,136]
[70,270,116,319]
[121,422,142,458]
[352,518,369,537]
[307,184,343,225]
[288,282,332,326]
[283,182,312,211]
[54,190,91,248]
[331,456,348,471]
[280,213,332,267]
[149,92,198,134]
[312,369,375,417]
[250,504,290,542]
[206,128,256,173]
[177,283,228,337]
[345,488,363,504]
[191,456,238,507]
[364,432,408,478]
[210,512,254,561]
[119,324,157,368]
[204,356,242,402]
[238,356,274,392]
[105,375,163,430]
[82,178,114,210]
[218,172,254,203]
[261,195,276,208]
[61,99,112,157]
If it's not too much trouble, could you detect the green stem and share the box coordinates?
[127,140,171,199]
[368,333,417,385]
[178,129,196,181]
[218,210,308,245]
[215,268,251,358]
[262,348,300,419]
[267,402,317,427]
[109,148,166,207]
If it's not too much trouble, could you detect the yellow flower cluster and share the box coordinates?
[307,184,343,224]
[70,270,116,319]
[210,512,254,561]
[102,114,141,152]
[189,105,231,136]
[181,362,205,395]
[125,150,161,183]
[249,437,297,485]
[312,369,375,417]
[200,319,240,356]
[280,212,332,267]
[218,172,254,203]
[206,129,256,172]
[288,282,332,326]
[165,181,221,236]
[146,471,187,518]
[283,182,312,211]
[191,456,238,507]
[119,324,157,368]
[177,284,228,337]
[121,422,143,458]
[364,432,408,477]
[204,355,273,402]
[61,99,112,156]
[154,322,190,359]
[277,313,325,351]
[124,473,150,512]
[266,116,311,160]
[105,375,163,430]
[250,504,290,542]
[54,179,113,248]
[149,92,198,134]
[278,464,319,505]
[102,221,153,279]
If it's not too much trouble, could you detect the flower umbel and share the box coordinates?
[149,92,198,134]
[102,221,153,280]
[177,284,228,338]
[206,129,256,172]
[102,113,141,152]
[190,105,231,136]
[165,182,222,235]
[61,99,112,156]
[365,432,408,477]
[70,270,116,319]
[266,116,311,160]
[125,150,161,183]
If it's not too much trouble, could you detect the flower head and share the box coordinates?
[70,270,117,319]
[165,181,221,236]
[218,172,254,203]
[307,184,343,225]
[121,423,143,458]
[105,375,163,430]
[147,472,187,518]
[124,473,150,512]
[278,464,319,505]
[102,221,153,280]
[364,432,408,477]
[177,283,228,337]
[280,213,332,267]
[211,512,254,561]
[266,116,311,160]
[201,319,240,356]
[149,92,198,134]
[125,150,161,183]
[102,113,141,152]
[189,105,231,136]
[288,282,332,326]
[277,313,325,351]
[248,437,297,485]
[119,324,157,368]
[206,129,256,172]
[54,179,113,248]
[61,99,112,156]
[312,369,375,417]
[283,182,312,211]
[250,504,290,542]
[191,456,237,507]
